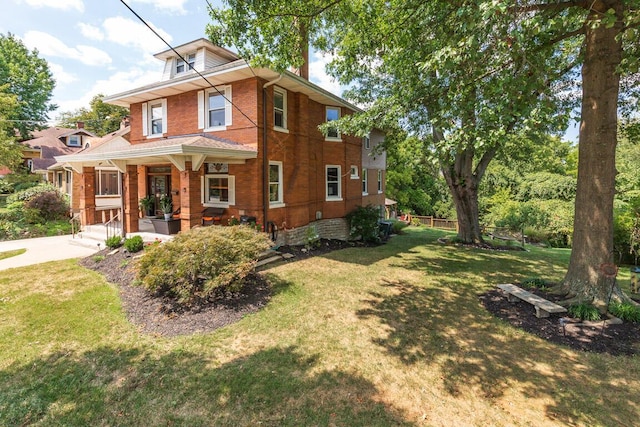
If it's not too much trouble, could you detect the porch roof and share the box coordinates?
[54,134,257,173]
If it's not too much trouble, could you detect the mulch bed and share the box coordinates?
[480,287,640,356]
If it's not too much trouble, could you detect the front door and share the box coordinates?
[149,175,170,216]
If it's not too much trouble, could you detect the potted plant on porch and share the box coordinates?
[139,195,155,217]
[159,194,173,220]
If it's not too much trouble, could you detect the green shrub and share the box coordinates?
[123,235,144,253]
[105,235,123,249]
[304,225,320,250]
[0,220,20,240]
[410,217,422,227]
[391,220,408,234]
[347,205,381,243]
[136,225,272,306]
[609,302,640,323]
[568,303,601,321]
[92,255,105,263]
[25,190,69,221]
[521,277,547,290]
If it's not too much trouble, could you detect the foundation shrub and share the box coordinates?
[136,225,272,306]
[123,235,144,253]
[105,235,123,249]
[346,205,381,243]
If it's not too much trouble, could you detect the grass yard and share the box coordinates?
[1,227,639,426]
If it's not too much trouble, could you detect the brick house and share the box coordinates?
[56,38,386,244]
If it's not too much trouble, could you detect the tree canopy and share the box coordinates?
[57,94,129,137]
[0,33,56,141]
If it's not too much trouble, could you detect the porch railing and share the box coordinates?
[104,210,122,241]
[70,212,81,238]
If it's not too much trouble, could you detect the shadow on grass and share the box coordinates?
[0,345,410,426]
[357,278,638,426]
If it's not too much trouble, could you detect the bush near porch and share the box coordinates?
[136,225,272,306]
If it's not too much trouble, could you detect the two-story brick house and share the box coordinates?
[56,38,385,244]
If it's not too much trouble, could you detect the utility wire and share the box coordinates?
[118,0,258,127]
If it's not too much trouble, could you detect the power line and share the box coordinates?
[118,0,258,128]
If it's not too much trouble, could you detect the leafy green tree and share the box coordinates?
[0,85,23,170]
[57,94,129,136]
[0,33,56,140]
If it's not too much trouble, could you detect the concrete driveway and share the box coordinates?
[0,235,99,271]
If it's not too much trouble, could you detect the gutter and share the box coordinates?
[262,74,283,231]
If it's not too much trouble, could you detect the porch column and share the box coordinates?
[124,164,139,233]
[79,166,96,225]
[180,162,202,231]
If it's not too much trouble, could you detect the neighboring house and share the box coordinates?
[56,38,386,244]
[17,124,96,194]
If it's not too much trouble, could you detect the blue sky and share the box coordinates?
[1,0,342,121]
[2,0,578,141]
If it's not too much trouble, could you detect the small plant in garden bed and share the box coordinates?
[123,235,144,253]
[521,277,548,290]
[568,303,601,321]
[92,255,105,263]
[105,235,123,249]
[609,301,640,323]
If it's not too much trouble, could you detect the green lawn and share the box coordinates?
[0,227,638,426]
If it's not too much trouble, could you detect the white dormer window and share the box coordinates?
[68,135,81,147]
[176,53,196,74]
[142,99,168,138]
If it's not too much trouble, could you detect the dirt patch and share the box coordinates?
[480,287,640,356]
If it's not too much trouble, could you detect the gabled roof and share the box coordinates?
[153,38,239,62]
[22,126,97,155]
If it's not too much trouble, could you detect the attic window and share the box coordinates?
[68,135,81,147]
[176,53,196,74]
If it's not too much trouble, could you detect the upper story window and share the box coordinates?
[325,106,341,140]
[142,99,167,138]
[176,53,196,74]
[378,170,383,193]
[269,161,284,206]
[274,87,287,131]
[198,86,232,131]
[364,135,370,149]
[350,165,359,179]
[326,165,342,201]
[362,168,368,195]
[67,135,81,147]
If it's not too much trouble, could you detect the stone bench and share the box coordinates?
[497,283,567,318]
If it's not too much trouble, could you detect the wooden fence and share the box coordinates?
[413,215,459,231]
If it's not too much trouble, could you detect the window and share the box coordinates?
[198,86,232,130]
[364,135,370,149]
[56,171,63,188]
[142,99,167,137]
[326,165,342,200]
[269,161,284,206]
[176,53,196,74]
[378,170,383,193]
[362,168,368,195]
[68,135,81,147]
[325,106,340,139]
[350,165,359,179]
[202,174,235,207]
[95,170,120,196]
[274,87,287,130]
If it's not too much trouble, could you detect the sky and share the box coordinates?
[0,0,342,122]
[1,0,578,142]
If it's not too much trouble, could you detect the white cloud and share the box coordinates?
[309,51,342,96]
[48,63,76,86]
[77,23,104,41]
[23,31,111,66]
[20,0,84,12]
[102,16,172,56]
[126,0,188,15]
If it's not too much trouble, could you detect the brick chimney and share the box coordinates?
[76,121,85,129]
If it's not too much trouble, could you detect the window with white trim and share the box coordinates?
[325,106,340,139]
[202,174,235,207]
[326,165,342,200]
[198,86,232,130]
[274,87,287,130]
[95,170,120,196]
[269,161,284,206]
[142,99,167,137]
[350,165,358,179]
[176,53,196,74]
[68,135,81,147]
[362,168,368,195]
[378,170,383,193]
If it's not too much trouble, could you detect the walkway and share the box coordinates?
[0,235,100,271]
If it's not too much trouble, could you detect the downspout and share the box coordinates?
[262,74,283,231]
[120,171,126,238]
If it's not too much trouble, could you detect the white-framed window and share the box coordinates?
[202,174,235,207]
[198,86,232,131]
[273,87,288,131]
[269,161,284,206]
[68,135,81,147]
[95,169,120,196]
[142,99,167,137]
[325,106,341,140]
[364,135,370,149]
[350,165,359,179]
[378,170,383,193]
[362,168,368,195]
[56,171,63,188]
[326,165,342,201]
[176,53,196,74]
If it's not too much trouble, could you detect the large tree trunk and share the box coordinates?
[561,1,623,308]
